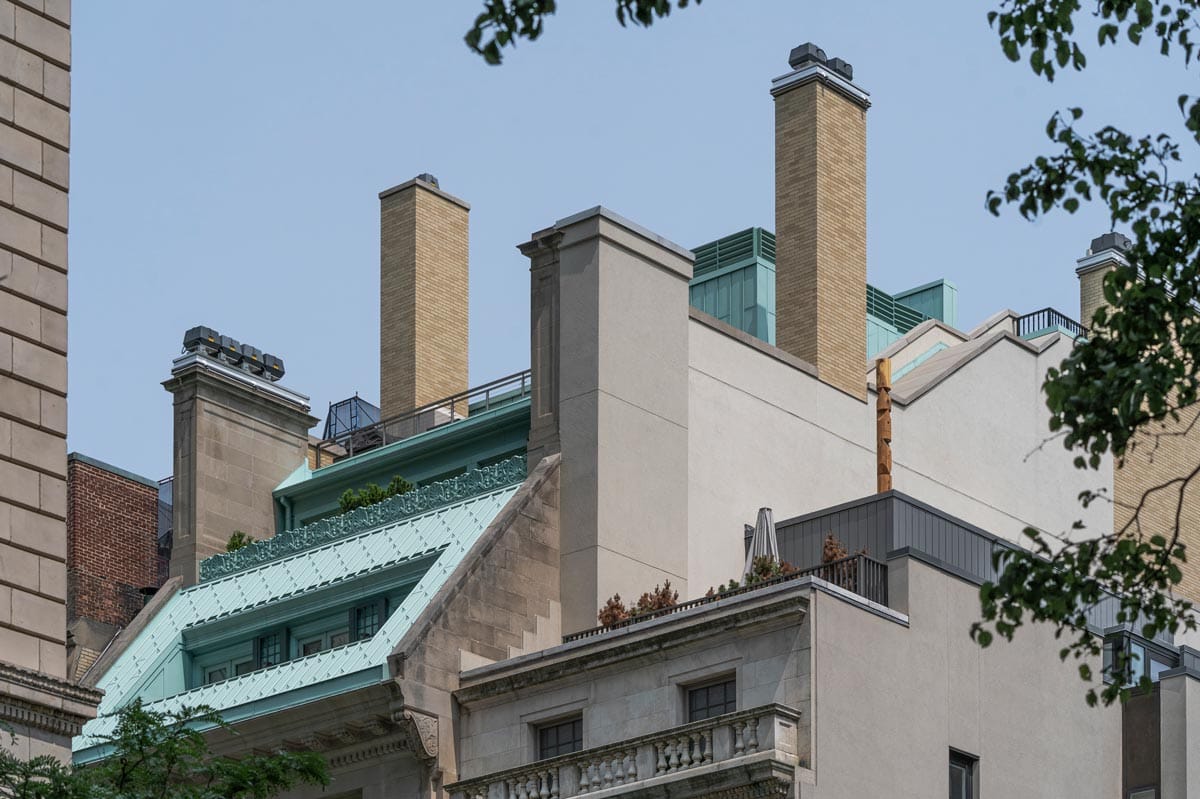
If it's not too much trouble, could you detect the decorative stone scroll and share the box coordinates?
[200,455,527,581]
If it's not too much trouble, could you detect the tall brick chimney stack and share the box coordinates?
[772,43,870,400]
[1076,232,1131,329]
[379,174,470,419]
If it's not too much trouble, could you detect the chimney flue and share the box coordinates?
[1076,231,1132,328]
[379,175,470,419]
[772,43,871,400]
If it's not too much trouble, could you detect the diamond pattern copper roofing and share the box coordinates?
[73,483,520,753]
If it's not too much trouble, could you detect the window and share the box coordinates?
[687,678,736,722]
[538,717,583,760]
[330,630,350,648]
[256,632,283,668]
[349,598,387,642]
[204,666,227,685]
[234,660,253,676]
[949,751,977,799]
[300,638,324,657]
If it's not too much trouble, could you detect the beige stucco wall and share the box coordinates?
[805,558,1121,798]
[1159,671,1200,799]
[686,318,1112,595]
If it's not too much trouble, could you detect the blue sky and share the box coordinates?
[69,1,1187,480]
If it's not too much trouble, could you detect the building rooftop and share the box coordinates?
[73,456,528,759]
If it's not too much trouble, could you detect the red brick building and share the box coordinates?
[66,453,161,681]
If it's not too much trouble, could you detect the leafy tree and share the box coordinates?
[225,531,255,553]
[338,474,414,514]
[465,0,700,64]
[0,701,326,798]
[971,0,1200,706]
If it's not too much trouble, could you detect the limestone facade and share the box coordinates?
[163,353,317,585]
[0,0,99,759]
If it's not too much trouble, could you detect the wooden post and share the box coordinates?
[876,358,892,493]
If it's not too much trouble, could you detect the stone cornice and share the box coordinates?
[0,662,103,707]
[0,662,102,736]
[455,586,809,703]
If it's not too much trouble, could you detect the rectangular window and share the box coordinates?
[538,717,583,760]
[301,638,323,657]
[256,632,283,668]
[204,666,227,685]
[350,599,386,642]
[687,678,736,722]
[330,630,349,648]
[949,751,977,799]
[234,660,253,676]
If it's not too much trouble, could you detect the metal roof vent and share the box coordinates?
[788,42,827,69]
[1090,232,1132,254]
[827,57,853,80]
[416,172,440,188]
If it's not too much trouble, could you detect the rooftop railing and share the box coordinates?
[562,553,887,644]
[1016,307,1087,340]
[447,704,801,799]
[314,370,532,467]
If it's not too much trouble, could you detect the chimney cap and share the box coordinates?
[788,42,827,69]
[827,57,853,81]
[1090,232,1131,254]
[416,172,440,188]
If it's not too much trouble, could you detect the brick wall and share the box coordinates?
[1078,264,1111,330]
[1078,259,1200,602]
[66,457,159,629]
[774,77,868,401]
[379,178,469,419]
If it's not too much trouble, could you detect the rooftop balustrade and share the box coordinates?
[562,553,887,644]
[447,704,802,799]
[1016,307,1087,340]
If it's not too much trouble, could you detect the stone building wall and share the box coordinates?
[0,0,99,758]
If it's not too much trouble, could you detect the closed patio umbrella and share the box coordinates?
[744,507,779,577]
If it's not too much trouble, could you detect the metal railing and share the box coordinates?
[563,553,887,644]
[446,704,801,799]
[1016,307,1087,340]
[866,284,929,334]
[314,370,532,467]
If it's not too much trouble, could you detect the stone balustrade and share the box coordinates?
[449,704,801,799]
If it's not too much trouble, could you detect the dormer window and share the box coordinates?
[351,598,386,641]
[255,631,285,669]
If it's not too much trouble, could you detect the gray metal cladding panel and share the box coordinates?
[771,495,892,570]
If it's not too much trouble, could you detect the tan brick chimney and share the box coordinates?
[772,43,870,400]
[379,174,470,419]
[1076,232,1130,329]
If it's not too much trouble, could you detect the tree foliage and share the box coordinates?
[337,474,413,514]
[973,0,1200,706]
[465,0,701,64]
[225,531,255,553]
[0,701,326,799]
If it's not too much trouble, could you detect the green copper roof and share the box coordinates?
[204,455,526,580]
[73,459,526,759]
